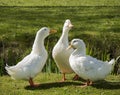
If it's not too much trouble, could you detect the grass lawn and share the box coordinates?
[0,0,120,6]
[0,73,120,95]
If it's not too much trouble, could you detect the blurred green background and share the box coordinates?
[0,0,120,75]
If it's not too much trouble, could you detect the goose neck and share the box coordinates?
[31,33,46,55]
[59,29,69,43]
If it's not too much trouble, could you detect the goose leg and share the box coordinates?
[73,74,79,80]
[29,78,34,86]
[80,79,93,87]
[61,73,66,82]
[86,79,93,86]
[29,78,39,87]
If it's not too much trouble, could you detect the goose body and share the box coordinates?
[5,27,56,86]
[52,19,75,81]
[68,39,115,86]
[6,53,47,80]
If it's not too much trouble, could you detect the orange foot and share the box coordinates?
[80,79,93,88]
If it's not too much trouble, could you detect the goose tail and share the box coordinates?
[5,64,15,75]
[109,59,115,65]
[115,56,120,64]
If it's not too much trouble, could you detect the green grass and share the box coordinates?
[0,73,120,95]
[0,0,120,6]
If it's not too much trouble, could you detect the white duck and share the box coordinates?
[52,19,78,81]
[5,27,56,87]
[68,39,116,87]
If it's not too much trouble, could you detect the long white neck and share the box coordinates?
[31,32,46,55]
[59,28,69,45]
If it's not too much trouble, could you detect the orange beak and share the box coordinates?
[68,24,74,28]
[49,29,57,34]
[67,45,73,50]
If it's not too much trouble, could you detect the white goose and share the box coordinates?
[52,19,78,81]
[68,39,116,87]
[5,27,56,87]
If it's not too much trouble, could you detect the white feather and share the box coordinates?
[69,39,115,81]
[52,19,73,73]
[5,27,50,80]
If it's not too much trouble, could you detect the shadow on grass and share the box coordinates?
[24,81,81,90]
[25,80,120,90]
[92,80,120,90]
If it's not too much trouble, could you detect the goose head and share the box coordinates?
[37,27,57,39]
[68,39,86,50]
[32,27,57,54]
[63,19,73,32]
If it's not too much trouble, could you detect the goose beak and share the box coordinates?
[67,45,73,50]
[50,29,57,34]
[68,24,74,28]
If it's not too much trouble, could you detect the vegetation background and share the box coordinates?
[0,0,120,75]
[0,0,120,95]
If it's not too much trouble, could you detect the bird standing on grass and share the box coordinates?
[68,39,119,87]
[5,27,57,87]
[52,19,79,82]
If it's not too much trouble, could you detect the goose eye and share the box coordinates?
[73,40,77,43]
[44,28,47,31]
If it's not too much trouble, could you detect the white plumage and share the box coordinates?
[52,19,75,81]
[5,27,56,87]
[6,54,45,80]
[68,39,115,86]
